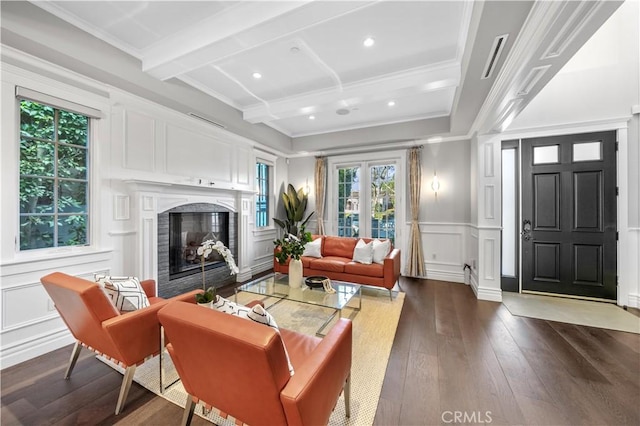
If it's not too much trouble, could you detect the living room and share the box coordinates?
[1,1,639,425]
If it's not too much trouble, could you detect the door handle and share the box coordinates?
[521,219,532,241]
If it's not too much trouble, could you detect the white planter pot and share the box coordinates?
[288,258,303,289]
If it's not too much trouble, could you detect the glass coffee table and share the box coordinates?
[235,273,361,337]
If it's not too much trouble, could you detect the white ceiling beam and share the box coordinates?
[243,63,461,124]
[142,1,378,81]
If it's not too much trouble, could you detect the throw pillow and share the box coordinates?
[352,239,373,264]
[302,237,322,258]
[372,239,392,264]
[212,296,294,375]
[94,275,150,313]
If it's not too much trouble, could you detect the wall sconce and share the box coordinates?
[431,171,440,199]
[303,178,310,196]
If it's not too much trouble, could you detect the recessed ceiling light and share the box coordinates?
[252,72,262,79]
[309,115,315,120]
[388,100,396,107]
[363,37,375,47]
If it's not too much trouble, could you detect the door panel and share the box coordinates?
[522,131,616,300]
[573,171,602,230]
[534,173,560,230]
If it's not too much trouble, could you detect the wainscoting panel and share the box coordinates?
[0,258,112,368]
[413,222,474,283]
[124,110,156,172]
[165,124,233,184]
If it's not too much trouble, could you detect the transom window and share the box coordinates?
[255,162,269,227]
[19,99,90,250]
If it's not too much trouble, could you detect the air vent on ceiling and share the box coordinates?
[188,112,226,129]
[481,34,509,80]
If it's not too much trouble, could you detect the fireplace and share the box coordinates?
[168,211,229,279]
[158,203,238,298]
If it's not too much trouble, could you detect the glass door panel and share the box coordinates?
[337,167,360,237]
[370,164,396,243]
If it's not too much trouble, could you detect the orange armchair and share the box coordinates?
[40,272,199,415]
[157,301,352,426]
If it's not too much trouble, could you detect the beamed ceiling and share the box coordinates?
[1,1,624,152]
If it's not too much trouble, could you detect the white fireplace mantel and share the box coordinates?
[123,179,255,285]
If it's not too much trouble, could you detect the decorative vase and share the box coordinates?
[197,301,214,309]
[288,258,303,289]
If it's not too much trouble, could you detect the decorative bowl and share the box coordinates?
[305,275,329,289]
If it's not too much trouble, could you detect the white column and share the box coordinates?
[473,135,503,302]
[236,191,254,282]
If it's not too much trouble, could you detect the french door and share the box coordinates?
[520,131,617,300]
[333,158,400,244]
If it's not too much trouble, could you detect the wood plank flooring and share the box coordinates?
[2,277,639,425]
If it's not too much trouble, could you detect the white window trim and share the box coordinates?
[1,61,110,262]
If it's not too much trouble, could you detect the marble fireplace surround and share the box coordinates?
[125,180,254,297]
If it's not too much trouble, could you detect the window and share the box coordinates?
[255,162,269,227]
[19,99,90,250]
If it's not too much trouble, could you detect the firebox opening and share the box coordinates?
[169,211,230,280]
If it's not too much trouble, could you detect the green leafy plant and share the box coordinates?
[273,232,312,265]
[273,184,314,236]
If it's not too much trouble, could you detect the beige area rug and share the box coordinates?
[503,292,640,334]
[104,287,405,425]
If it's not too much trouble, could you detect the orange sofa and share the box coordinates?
[274,235,401,299]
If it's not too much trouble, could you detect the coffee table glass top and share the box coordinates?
[236,273,360,311]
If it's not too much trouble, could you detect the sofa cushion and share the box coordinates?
[344,261,385,278]
[352,239,374,264]
[372,239,392,264]
[323,236,358,258]
[309,256,350,273]
[302,237,322,258]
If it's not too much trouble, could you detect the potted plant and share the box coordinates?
[195,239,240,306]
[273,184,314,236]
[273,231,312,288]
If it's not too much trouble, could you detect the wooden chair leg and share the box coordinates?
[181,396,196,426]
[64,341,82,379]
[115,365,136,415]
[344,373,351,418]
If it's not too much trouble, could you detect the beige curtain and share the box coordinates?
[407,147,426,277]
[314,157,327,235]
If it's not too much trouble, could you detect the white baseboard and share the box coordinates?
[426,268,465,283]
[251,260,273,276]
[628,293,640,309]
[1,328,74,370]
[469,274,502,302]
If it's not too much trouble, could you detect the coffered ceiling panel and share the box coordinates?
[28,0,623,142]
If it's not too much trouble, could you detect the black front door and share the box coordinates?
[521,131,617,300]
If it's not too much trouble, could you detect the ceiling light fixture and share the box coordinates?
[388,100,396,107]
[309,115,316,120]
[363,37,375,47]
[252,72,262,79]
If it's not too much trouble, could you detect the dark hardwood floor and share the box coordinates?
[2,277,639,425]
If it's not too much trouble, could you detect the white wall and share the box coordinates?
[0,49,287,368]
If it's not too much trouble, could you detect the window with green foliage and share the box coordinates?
[19,100,90,250]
